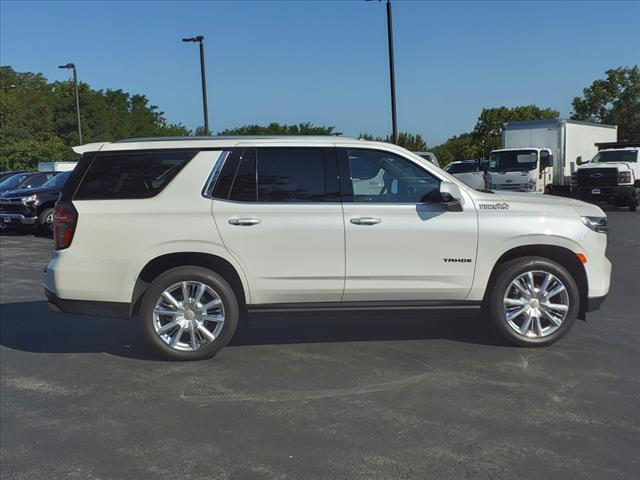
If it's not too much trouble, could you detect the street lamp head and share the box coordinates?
[182,35,204,43]
[58,63,75,69]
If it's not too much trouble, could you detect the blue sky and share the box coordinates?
[1,0,639,145]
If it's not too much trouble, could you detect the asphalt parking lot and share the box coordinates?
[1,211,638,480]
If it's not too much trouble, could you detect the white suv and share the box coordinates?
[44,136,612,360]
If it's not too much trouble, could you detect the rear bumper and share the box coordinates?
[44,286,130,319]
[586,295,607,312]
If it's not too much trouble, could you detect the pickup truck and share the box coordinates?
[571,144,640,211]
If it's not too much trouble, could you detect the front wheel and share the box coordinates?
[140,266,239,361]
[487,257,579,347]
[38,208,55,235]
[629,191,638,212]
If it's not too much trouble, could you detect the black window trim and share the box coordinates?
[202,150,231,199]
[337,147,444,205]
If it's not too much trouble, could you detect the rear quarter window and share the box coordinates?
[73,150,196,200]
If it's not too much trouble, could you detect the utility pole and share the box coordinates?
[58,63,83,144]
[182,35,210,135]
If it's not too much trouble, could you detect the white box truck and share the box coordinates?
[486,119,617,194]
[38,161,77,172]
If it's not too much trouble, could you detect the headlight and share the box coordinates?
[581,216,608,233]
[570,173,577,186]
[619,171,632,184]
[20,194,38,205]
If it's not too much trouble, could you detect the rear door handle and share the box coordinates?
[350,217,382,225]
[228,217,261,226]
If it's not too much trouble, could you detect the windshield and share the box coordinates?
[446,162,478,174]
[488,150,538,172]
[0,173,30,190]
[41,171,71,189]
[590,150,638,163]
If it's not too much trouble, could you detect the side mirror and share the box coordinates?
[440,181,463,212]
[540,150,553,170]
[576,156,583,166]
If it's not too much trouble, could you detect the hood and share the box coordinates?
[578,162,633,171]
[1,185,60,199]
[490,190,606,218]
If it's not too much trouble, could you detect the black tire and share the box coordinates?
[487,257,579,347]
[37,208,55,235]
[629,192,638,212]
[139,266,239,361]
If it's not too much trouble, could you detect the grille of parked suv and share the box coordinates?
[576,168,618,187]
[0,203,25,212]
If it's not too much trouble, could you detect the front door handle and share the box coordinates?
[350,217,382,225]
[228,217,261,226]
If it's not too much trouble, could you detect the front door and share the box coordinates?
[339,148,478,302]
[211,146,344,305]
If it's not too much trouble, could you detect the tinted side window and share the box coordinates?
[229,148,257,202]
[74,150,195,200]
[257,148,333,202]
[346,149,440,203]
[20,173,50,189]
[212,150,240,199]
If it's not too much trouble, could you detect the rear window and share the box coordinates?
[74,150,195,200]
[446,162,477,174]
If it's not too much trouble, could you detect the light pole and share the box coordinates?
[367,0,398,144]
[182,35,210,136]
[58,63,82,144]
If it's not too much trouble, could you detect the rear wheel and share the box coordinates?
[140,266,239,361]
[487,257,579,347]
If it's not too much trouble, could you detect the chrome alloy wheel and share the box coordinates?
[46,212,54,231]
[503,270,569,338]
[152,281,225,352]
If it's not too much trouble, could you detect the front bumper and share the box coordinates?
[572,185,634,204]
[0,212,37,225]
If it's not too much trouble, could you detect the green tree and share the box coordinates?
[472,105,559,158]
[219,122,335,136]
[0,66,189,170]
[571,66,640,141]
[358,132,428,151]
[431,133,479,166]
[0,137,70,171]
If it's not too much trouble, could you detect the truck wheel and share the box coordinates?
[37,208,55,235]
[139,266,239,361]
[629,193,638,212]
[487,257,579,347]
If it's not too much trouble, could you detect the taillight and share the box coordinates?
[54,201,78,250]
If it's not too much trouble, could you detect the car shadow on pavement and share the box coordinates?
[232,310,507,348]
[0,301,154,360]
[0,301,507,360]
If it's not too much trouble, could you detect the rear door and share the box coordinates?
[339,148,478,302]
[211,146,345,305]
